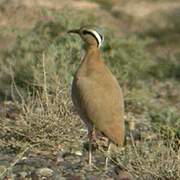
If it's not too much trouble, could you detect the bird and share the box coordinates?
[68,26,125,169]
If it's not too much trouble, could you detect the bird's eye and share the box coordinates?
[82,30,88,35]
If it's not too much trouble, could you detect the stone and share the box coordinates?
[36,167,54,178]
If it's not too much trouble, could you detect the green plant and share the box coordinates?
[150,107,180,142]
[102,33,152,87]
[149,54,180,80]
[0,8,96,99]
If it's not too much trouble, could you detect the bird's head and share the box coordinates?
[68,26,104,48]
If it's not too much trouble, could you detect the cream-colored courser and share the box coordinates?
[68,26,125,168]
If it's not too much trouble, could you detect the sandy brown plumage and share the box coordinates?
[72,47,125,145]
[68,26,125,167]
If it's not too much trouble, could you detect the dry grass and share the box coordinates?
[0,86,84,152]
[0,71,179,179]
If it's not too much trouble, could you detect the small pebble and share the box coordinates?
[36,167,54,177]
[74,151,82,156]
[19,171,28,178]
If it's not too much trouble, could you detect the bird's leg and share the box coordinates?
[88,139,92,168]
[105,140,111,170]
[88,125,96,168]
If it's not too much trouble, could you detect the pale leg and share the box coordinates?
[88,140,92,167]
[88,125,95,168]
[105,140,111,170]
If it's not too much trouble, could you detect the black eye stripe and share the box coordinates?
[83,30,103,40]
[82,30,99,46]
[82,30,89,35]
[82,30,103,47]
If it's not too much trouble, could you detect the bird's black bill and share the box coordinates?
[67,29,80,34]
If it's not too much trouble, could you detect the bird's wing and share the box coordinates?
[75,77,125,145]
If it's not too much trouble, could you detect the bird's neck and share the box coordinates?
[76,46,102,77]
[84,46,101,63]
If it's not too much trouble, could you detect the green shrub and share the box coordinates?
[0,7,179,101]
[149,54,180,80]
[150,107,180,141]
[0,9,95,99]
[102,33,152,87]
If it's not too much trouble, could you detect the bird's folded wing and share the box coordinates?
[76,77,124,145]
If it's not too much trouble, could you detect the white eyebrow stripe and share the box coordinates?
[88,29,102,48]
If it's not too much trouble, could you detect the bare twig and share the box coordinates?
[42,53,49,108]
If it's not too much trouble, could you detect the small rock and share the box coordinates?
[19,171,28,178]
[21,156,27,160]
[74,150,82,156]
[36,167,54,178]
[56,155,64,164]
